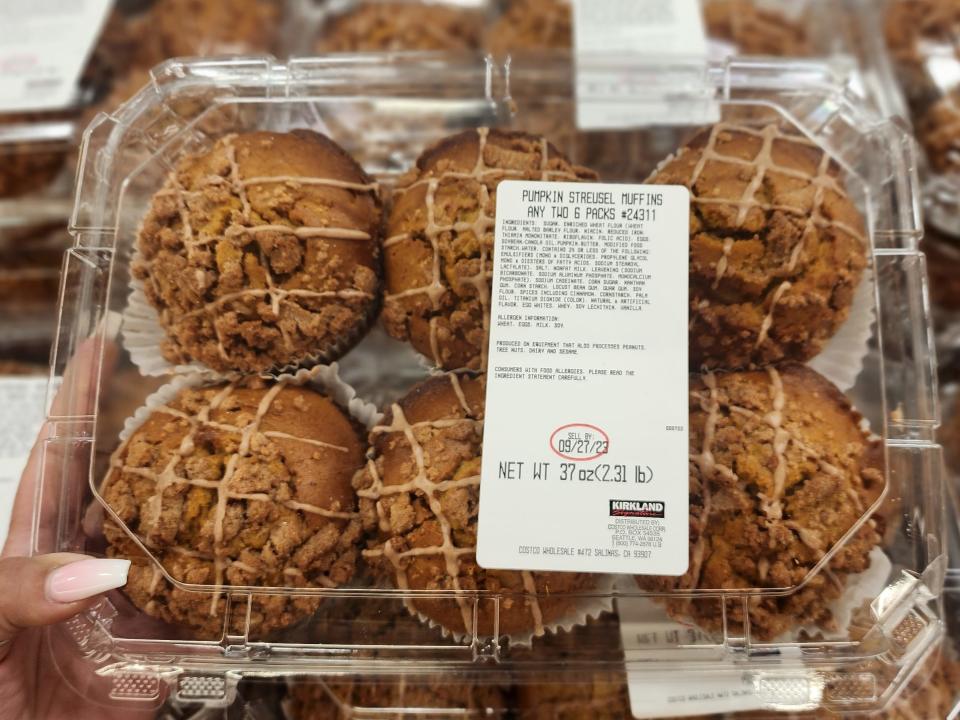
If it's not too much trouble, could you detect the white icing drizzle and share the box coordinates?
[448,373,472,416]
[784,521,825,555]
[102,378,358,617]
[713,237,734,288]
[155,172,380,197]
[180,287,373,320]
[357,374,546,638]
[757,557,770,582]
[756,280,792,348]
[686,371,729,590]
[758,367,790,521]
[148,565,164,595]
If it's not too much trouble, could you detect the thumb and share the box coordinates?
[0,554,130,655]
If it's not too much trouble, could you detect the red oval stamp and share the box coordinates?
[549,423,610,462]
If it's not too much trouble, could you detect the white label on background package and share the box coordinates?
[476,181,689,576]
[618,597,770,718]
[0,0,113,112]
[617,548,893,718]
[572,0,719,129]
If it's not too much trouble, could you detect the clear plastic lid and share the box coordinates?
[39,53,943,714]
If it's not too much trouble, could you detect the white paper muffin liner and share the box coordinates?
[336,326,432,408]
[122,263,380,378]
[722,249,875,392]
[114,361,381,449]
[613,546,893,643]
[404,571,617,649]
[808,267,876,392]
[122,276,208,377]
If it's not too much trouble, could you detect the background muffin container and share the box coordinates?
[38,51,942,715]
[0,225,71,365]
[280,0,908,186]
[877,0,960,368]
[0,116,77,244]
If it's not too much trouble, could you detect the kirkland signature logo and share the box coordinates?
[609,500,665,518]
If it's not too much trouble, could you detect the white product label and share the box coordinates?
[476,181,689,576]
[0,0,113,112]
[572,0,718,130]
[0,377,47,546]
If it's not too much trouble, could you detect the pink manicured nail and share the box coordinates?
[45,559,130,603]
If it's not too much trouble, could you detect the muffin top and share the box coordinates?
[353,372,597,639]
[288,677,505,719]
[703,0,810,56]
[134,130,382,373]
[316,2,483,52]
[101,377,366,635]
[382,128,596,371]
[648,122,867,370]
[636,364,883,640]
[485,0,572,55]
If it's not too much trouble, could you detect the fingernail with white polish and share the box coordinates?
[45,559,130,603]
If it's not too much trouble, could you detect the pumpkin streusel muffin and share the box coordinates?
[316,2,483,52]
[353,373,598,640]
[485,0,571,54]
[382,128,596,371]
[287,676,506,719]
[648,123,867,370]
[703,0,810,56]
[133,130,382,374]
[636,364,884,641]
[101,377,366,637]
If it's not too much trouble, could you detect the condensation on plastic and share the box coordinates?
[39,53,944,714]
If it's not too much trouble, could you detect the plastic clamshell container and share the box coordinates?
[41,53,943,714]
